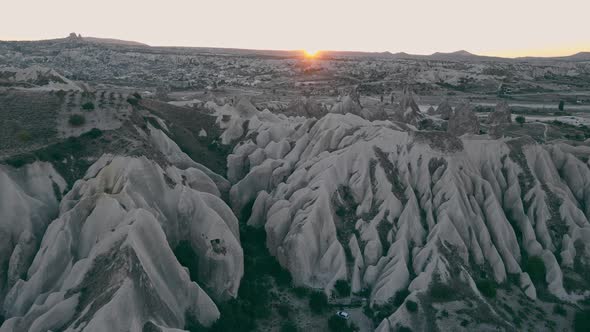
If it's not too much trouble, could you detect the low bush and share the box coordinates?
[83,128,103,139]
[127,96,140,106]
[81,101,95,111]
[476,280,497,298]
[575,310,590,332]
[16,130,31,142]
[405,300,418,312]
[430,283,455,301]
[328,315,358,332]
[334,280,351,297]
[209,299,256,332]
[525,256,546,285]
[291,286,309,298]
[277,303,290,318]
[393,289,410,306]
[280,320,298,332]
[68,114,86,126]
[553,304,567,316]
[309,291,329,314]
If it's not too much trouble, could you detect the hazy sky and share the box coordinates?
[2,0,589,57]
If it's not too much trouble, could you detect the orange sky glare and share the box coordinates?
[2,0,589,58]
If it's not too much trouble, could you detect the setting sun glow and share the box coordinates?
[303,49,319,57]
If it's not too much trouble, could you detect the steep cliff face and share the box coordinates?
[226,112,590,330]
[0,162,66,306]
[1,125,243,332]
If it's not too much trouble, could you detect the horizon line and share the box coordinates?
[2,34,589,60]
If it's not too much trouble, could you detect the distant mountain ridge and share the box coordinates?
[2,34,589,62]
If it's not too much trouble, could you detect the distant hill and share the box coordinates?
[82,36,149,47]
[1,34,588,62]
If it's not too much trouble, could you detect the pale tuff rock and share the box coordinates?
[1,154,243,331]
[488,101,512,137]
[488,101,512,125]
[391,88,424,125]
[447,102,480,135]
[0,66,82,91]
[436,99,454,120]
[227,112,590,328]
[0,162,66,304]
[284,96,328,118]
[330,95,363,116]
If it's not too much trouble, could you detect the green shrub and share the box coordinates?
[430,283,455,301]
[280,320,298,332]
[210,299,256,332]
[525,256,546,285]
[291,287,309,298]
[68,114,86,126]
[127,96,140,106]
[309,291,329,314]
[476,280,497,298]
[327,315,358,332]
[16,130,32,142]
[515,115,526,126]
[132,92,142,99]
[405,300,418,312]
[3,154,36,168]
[334,280,351,297]
[575,310,590,332]
[81,101,95,110]
[393,289,410,306]
[83,128,103,139]
[277,303,290,318]
[553,304,567,316]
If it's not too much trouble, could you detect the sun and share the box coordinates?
[303,49,319,57]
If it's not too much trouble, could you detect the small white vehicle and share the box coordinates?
[336,311,350,320]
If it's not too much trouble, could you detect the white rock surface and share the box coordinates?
[1,156,243,331]
[227,112,590,328]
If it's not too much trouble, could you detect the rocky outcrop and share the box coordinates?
[488,101,512,137]
[447,102,480,135]
[284,96,328,118]
[436,99,454,120]
[1,155,243,332]
[488,101,512,125]
[330,95,363,117]
[226,112,590,330]
[0,162,66,305]
[390,88,424,125]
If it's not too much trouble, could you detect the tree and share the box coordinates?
[476,280,496,298]
[334,280,351,297]
[525,256,546,285]
[81,101,95,111]
[309,291,329,314]
[515,115,526,127]
[328,315,358,332]
[68,114,86,126]
[405,300,418,312]
[16,130,31,142]
[280,320,298,332]
[575,310,590,332]
[558,100,565,111]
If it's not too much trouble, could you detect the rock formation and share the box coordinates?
[436,99,454,120]
[224,111,590,331]
[447,102,480,135]
[391,88,424,125]
[488,101,512,137]
[284,96,328,118]
[1,128,243,331]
